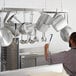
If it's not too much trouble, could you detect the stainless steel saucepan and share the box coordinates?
[36,13,52,33]
[60,26,72,42]
[52,13,67,32]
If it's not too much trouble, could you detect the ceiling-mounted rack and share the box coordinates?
[0,7,70,46]
[0,8,67,14]
[44,11,67,14]
[0,8,42,12]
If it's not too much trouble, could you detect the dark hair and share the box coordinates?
[70,32,76,44]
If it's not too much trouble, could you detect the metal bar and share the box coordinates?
[0,8,42,12]
[7,14,15,22]
[44,11,67,13]
[0,8,67,14]
[35,57,37,66]
[19,55,21,68]
[4,11,10,22]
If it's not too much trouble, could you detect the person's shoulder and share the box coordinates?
[62,49,72,54]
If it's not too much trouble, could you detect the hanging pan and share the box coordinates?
[0,27,13,46]
[36,13,52,33]
[60,26,72,42]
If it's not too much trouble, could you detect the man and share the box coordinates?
[44,32,76,76]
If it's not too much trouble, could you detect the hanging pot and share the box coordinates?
[19,23,35,35]
[19,23,26,34]
[52,13,67,32]
[5,23,20,36]
[36,13,52,33]
[0,27,13,46]
[60,26,72,42]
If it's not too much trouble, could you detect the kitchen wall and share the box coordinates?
[0,0,76,55]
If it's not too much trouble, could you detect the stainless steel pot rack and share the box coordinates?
[0,8,67,13]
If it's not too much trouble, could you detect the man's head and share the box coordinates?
[69,32,76,47]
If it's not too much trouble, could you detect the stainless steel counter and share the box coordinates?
[0,64,69,76]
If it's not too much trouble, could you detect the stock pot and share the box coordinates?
[36,13,52,33]
[60,26,72,42]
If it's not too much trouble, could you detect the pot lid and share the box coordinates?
[0,27,13,46]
